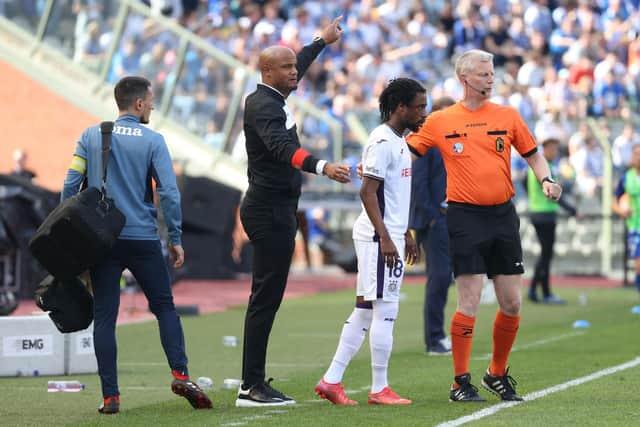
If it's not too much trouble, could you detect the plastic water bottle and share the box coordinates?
[222,336,239,347]
[578,292,588,306]
[196,377,213,389]
[16,369,40,377]
[222,378,242,389]
[47,381,85,392]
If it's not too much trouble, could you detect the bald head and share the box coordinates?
[259,46,294,71]
[258,45,298,97]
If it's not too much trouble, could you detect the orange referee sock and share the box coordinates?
[490,310,520,377]
[451,311,476,380]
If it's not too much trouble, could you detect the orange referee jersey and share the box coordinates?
[407,102,537,205]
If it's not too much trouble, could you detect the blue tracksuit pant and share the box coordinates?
[90,239,188,398]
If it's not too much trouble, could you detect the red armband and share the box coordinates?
[291,148,311,169]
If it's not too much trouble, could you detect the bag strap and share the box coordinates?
[100,121,114,196]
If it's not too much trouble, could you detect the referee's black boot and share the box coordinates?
[482,367,523,401]
[449,373,486,402]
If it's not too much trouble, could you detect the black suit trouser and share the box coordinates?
[531,220,556,297]
[416,216,452,349]
[239,199,297,387]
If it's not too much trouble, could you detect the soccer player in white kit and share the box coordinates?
[315,78,428,405]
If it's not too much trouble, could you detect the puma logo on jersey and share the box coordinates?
[113,126,143,136]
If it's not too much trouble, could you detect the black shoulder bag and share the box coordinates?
[35,275,94,333]
[29,121,126,280]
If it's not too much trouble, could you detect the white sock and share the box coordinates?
[324,307,373,384]
[369,300,399,393]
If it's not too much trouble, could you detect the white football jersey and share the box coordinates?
[353,124,412,241]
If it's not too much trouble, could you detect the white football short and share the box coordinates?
[354,238,406,302]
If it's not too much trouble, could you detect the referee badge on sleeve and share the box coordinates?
[495,137,504,152]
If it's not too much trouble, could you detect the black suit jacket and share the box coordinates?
[409,148,447,230]
[243,40,325,205]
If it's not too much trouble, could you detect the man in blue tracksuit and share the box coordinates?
[409,96,455,355]
[61,76,211,414]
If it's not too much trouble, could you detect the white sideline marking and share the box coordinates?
[344,385,371,394]
[220,410,291,426]
[473,331,585,361]
[242,415,271,421]
[436,356,640,427]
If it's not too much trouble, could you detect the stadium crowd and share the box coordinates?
[3,0,640,199]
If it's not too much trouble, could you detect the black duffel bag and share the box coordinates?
[35,275,93,333]
[28,122,125,279]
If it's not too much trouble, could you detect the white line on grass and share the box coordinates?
[220,409,292,427]
[221,411,290,427]
[436,356,640,427]
[473,331,586,361]
[344,385,371,394]
[242,415,272,421]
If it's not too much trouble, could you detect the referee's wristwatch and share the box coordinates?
[313,36,326,48]
[541,176,556,185]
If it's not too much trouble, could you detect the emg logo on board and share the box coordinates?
[2,335,53,357]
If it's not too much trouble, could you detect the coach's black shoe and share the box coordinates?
[542,294,567,305]
[427,341,452,356]
[482,368,523,401]
[263,378,295,402]
[449,373,485,402]
[236,378,296,407]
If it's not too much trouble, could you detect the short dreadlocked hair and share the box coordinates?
[379,78,426,123]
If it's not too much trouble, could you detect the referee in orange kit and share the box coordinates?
[407,49,562,402]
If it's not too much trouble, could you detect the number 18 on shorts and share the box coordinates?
[354,238,406,302]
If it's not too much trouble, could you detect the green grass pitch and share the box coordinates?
[3,283,640,426]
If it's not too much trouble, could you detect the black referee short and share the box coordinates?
[446,200,524,278]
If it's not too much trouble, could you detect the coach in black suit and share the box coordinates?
[236,17,351,407]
